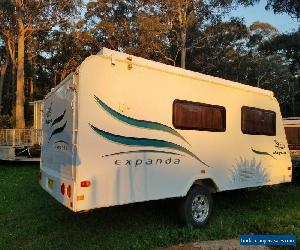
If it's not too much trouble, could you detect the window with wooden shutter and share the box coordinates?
[173,100,226,132]
[284,127,300,145]
[241,106,276,136]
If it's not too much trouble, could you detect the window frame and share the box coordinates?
[241,106,276,136]
[172,99,226,132]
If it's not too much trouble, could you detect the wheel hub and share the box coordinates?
[191,194,209,223]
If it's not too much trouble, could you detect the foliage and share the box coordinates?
[260,29,300,115]
[261,30,300,76]
[0,114,13,128]
[0,0,83,127]
[266,0,300,19]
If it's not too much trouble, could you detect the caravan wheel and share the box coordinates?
[180,186,213,228]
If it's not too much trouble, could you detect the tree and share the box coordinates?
[86,0,259,69]
[266,0,300,19]
[0,39,9,114]
[43,28,96,87]
[189,18,250,81]
[260,29,300,115]
[0,0,82,128]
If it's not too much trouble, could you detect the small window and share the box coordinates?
[284,127,300,145]
[173,100,226,132]
[241,106,276,136]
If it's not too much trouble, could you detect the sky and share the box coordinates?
[229,0,299,33]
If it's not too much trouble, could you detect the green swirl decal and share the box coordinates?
[94,95,189,144]
[251,148,275,159]
[89,124,210,167]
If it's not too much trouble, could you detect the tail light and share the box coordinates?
[67,185,71,198]
[61,183,65,195]
[80,181,91,187]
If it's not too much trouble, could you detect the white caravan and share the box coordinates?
[40,48,292,227]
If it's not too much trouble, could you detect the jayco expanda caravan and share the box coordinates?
[40,48,292,227]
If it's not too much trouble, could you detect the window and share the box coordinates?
[284,127,300,145]
[241,106,276,136]
[173,100,226,132]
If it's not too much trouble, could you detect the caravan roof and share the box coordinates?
[95,48,274,98]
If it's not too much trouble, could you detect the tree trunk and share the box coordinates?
[11,62,17,110]
[16,27,26,128]
[0,62,9,114]
[179,19,187,69]
[29,78,34,100]
[180,43,186,69]
[176,1,187,69]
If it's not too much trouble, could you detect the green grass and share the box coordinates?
[0,165,299,250]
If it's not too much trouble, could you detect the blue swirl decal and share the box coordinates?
[89,123,210,167]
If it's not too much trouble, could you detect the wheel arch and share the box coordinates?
[184,178,219,195]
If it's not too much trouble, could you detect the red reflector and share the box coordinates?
[288,167,292,171]
[80,181,91,187]
[61,183,65,195]
[67,185,71,198]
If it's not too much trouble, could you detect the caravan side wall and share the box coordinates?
[73,54,291,212]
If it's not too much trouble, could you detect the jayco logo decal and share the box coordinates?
[273,140,286,156]
[53,140,69,152]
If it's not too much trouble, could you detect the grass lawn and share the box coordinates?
[0,164,299,250]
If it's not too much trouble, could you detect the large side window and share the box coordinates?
[173,100,226,132]
[241,106,276,136]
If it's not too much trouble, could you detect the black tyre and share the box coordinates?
[180,185,213,228]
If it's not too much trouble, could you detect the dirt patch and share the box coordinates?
[161,239,272,250]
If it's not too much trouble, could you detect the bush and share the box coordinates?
[0,115,13,128]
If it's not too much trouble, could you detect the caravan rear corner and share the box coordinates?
[40,48,292,227]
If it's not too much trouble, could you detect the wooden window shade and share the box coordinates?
[241,106,276,136]
[173,100,226,132]
[284,127,300,145]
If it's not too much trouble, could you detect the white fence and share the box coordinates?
[0,129,42,147]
